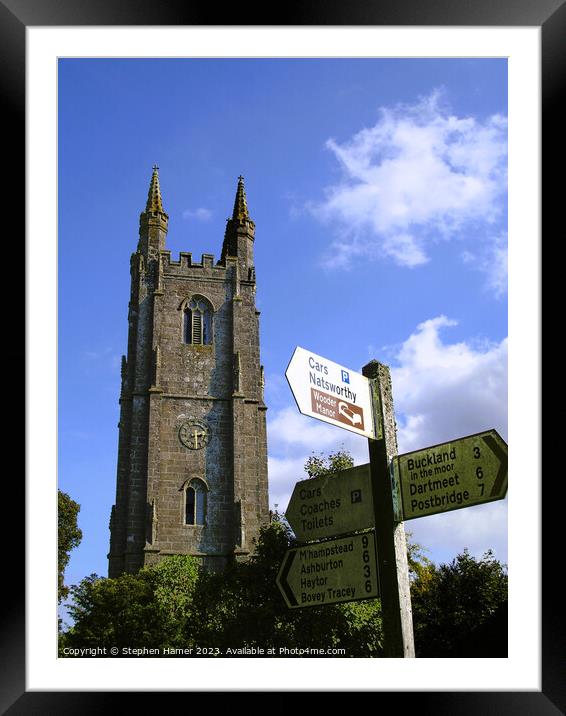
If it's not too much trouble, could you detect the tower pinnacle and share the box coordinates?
[221,175,255,267]
[145,165,166,215]
[232,175,250,222]
[138,165,168,255]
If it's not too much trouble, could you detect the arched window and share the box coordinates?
[185,479,207,525]
[183,296,213,345]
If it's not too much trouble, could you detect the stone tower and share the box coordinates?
[108,168,269,577]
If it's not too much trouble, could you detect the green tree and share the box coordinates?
[190,515,384,656]
[62,450,505,658]
[411,549,508,657]
[406,530,436,592]
[60,522,384,657]
[304,448,354,478]
[60,555,201,655]
[58,489,83,604]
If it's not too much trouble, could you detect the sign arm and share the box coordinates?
[396,429,508,520]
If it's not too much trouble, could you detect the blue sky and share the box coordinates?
[59,58,508,594]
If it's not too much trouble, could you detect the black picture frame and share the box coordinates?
[9,0,559,711]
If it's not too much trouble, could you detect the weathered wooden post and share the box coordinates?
[362,360,415,658]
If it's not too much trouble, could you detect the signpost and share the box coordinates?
[285,346,377,439]
[285,464,374,543]
[392,429,508,521]
[279,346,508,659]
[276,532,379,609]
[362,360,415,658]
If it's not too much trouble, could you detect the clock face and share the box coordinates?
[179,419,210,450]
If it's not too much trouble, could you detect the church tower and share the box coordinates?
[108,168,269,576]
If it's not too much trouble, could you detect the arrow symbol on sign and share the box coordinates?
[482,433,508,497]
[278,550,298,607]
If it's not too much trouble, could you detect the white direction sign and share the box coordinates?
[285,346,375,439]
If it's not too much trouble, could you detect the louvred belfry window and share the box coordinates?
[183,296,212,345]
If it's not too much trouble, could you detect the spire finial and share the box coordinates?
[145,165,165,214]
[232,175,250,222]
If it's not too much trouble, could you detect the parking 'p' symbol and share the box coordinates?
[351,489,362,504]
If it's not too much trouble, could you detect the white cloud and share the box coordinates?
[263,372,291,409]
[390,315,508,562]
[266,407,368,512]
[383,233,429,267]
[310,89,507,271]
[182,207,212,221]
[459,233,508,298]
[480,234,508,298]
[269,406,346,454]
[392,315,507,453]
[268,455,307,514]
